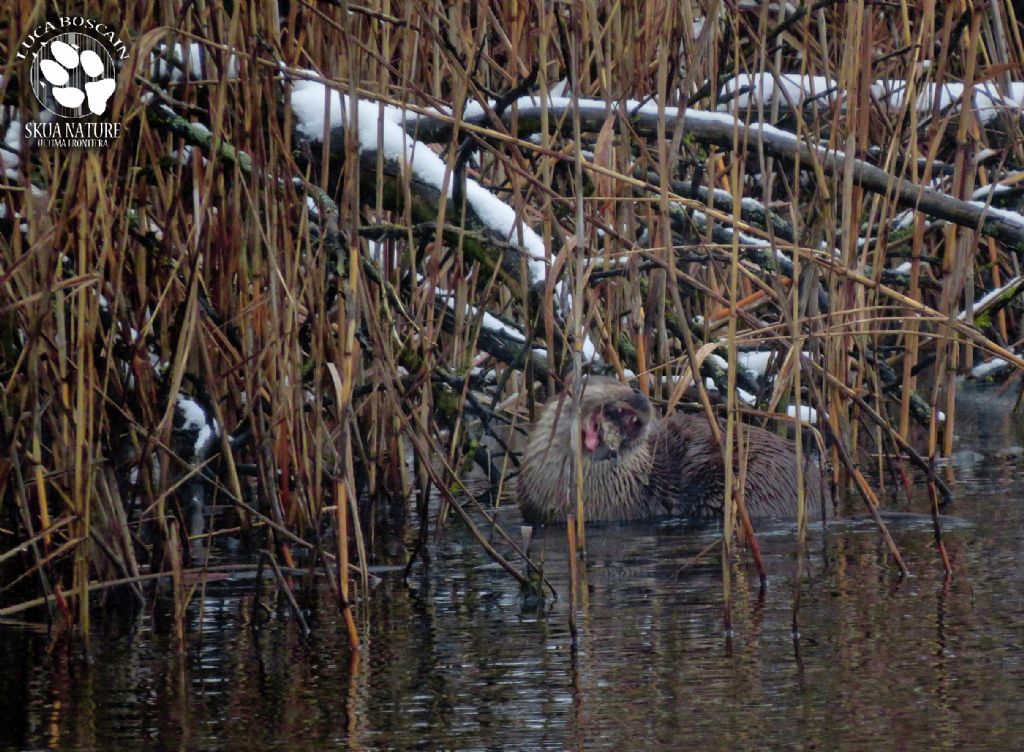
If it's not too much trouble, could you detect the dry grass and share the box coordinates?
[2,1,1023,638]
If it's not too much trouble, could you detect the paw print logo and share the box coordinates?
[30,33,116,118]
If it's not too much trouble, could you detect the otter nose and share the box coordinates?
[592,444,618,462]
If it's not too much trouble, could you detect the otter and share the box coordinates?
[518,376,826,523]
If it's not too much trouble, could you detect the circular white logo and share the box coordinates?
[29,32,116,118]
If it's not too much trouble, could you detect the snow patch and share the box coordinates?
[176,394,219,459]
[736,350,774,377]
[2,120,20,169]
[152,42,239,82]
[786,405,819,423]
[971,357,1011,379]
[957,276,1023,320]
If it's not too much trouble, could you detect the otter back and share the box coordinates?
[647,414,827,520]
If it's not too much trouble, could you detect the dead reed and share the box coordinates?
[2,1,1023,640]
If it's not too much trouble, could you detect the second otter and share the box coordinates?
[518,377,827,523]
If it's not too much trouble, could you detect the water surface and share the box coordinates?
[2,384,1023,750]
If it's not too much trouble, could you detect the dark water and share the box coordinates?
[2,384,1023,751]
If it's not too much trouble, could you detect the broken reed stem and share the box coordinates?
[566,513,578,642]
[336,476,359,649]
[928,465,953,577]
[792,215,806,641]
[720,33,746,634]
[261,549,310,636]
[327,364,360,649]
[570,19,588,558]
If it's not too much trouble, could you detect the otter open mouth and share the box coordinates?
[583,410,602,453]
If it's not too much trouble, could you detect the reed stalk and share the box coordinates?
[2,0,1023,638]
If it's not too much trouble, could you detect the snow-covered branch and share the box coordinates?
[405,94,1024,250]
[719,74,1024,126]
[288,72,600,363]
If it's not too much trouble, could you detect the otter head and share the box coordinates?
[579,379,653,462]
[519,376,658,523]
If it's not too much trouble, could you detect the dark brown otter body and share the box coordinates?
[518,377,826,523]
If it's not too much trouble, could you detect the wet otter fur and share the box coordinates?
[518,376,826,523]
